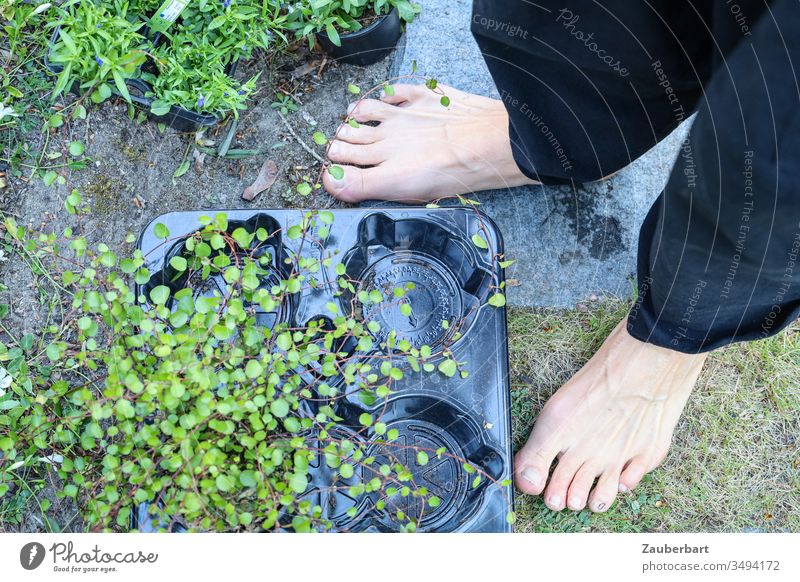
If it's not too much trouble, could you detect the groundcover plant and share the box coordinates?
[0,203,513,532]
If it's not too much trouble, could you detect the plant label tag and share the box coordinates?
[150,0,191,33]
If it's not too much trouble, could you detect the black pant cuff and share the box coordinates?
[625,308,712,354]
[508,121,575,186]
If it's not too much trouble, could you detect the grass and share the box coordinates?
[507,301,800,533]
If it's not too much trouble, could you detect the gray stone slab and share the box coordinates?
[391,0,498,97]
[391,0,693,307]
[476,124,690,307]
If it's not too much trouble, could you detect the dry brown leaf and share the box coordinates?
[242,159,279,201]
[291,61,319,79]
[192,149,206,175]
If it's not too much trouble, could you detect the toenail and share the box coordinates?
[347,102,357,114]
[569,496,582,509]
[547,495,561,508]
[595,502,606,511]
[521,468,542,488]
[618,483,628,493]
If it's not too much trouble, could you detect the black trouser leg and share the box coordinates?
[473,0,799,351]
[470,0,719,183]
[628,0,800,352]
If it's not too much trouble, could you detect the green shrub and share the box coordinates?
[48,0,148,103]
[47,0,287,116]
[144,31,259,118]
[43,0,421,116]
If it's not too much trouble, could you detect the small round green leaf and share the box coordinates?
[153,223,170,239]
[438,359,457,378]
[488,292,506,307]
[148,285,170,305]
[169,256,187,272]
[328,165,345,180]
[471,233,488,249]
[271,398,289,418]
[68,141,85,156]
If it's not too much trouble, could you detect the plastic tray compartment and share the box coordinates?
[135,208,513,533]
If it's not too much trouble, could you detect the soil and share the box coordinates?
[0,43,394,283]
[355,13,383,30]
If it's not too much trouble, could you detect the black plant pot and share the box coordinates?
[317,7,402,66]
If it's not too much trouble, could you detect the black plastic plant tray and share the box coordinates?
[44,24,237,132]
[135,207,513,533]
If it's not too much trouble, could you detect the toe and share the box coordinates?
[323,165,405,203]
[334,122,382,145]
[323,165,370,202]
[514,442,559,496]
[567,464,599,511]
[347,98,394,122]
[514,400,570,496]
[327,140,385,166]
[588,469,621,513]
[619,457,650,493]
[542,454,582,511]
[379,83,429,105]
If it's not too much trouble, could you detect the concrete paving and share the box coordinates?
[390,0,693,307]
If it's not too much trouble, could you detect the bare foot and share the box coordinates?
[322,84,538,202]
[514,318,708,512]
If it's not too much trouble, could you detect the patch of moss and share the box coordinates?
[119,143,145,162]
[84,174,118,217]
[117,127,145,162]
